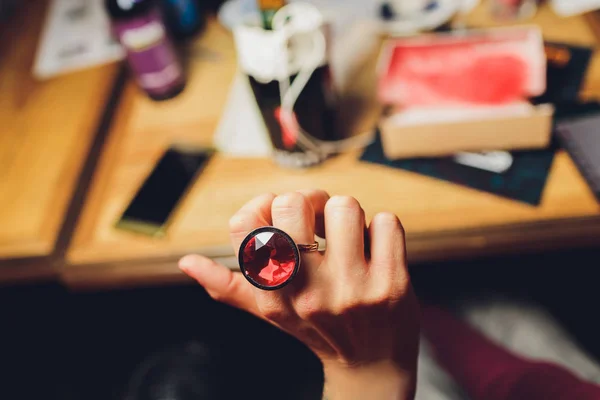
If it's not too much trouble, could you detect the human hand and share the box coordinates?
[179,190,420,399]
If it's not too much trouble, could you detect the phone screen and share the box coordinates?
[117,147,212,236]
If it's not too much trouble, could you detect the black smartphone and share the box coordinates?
[116,146,213,237]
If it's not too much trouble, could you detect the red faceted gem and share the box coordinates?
[241,230,298,288]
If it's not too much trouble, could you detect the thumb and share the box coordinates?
[179,254,261,318]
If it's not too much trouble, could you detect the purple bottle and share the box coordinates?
[106,0,185,100]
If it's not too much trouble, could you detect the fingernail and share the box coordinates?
[178,255,199,273]
[373,212,399,225]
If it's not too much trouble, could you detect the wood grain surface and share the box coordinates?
[64,5,600,288]
[0,0,119,271]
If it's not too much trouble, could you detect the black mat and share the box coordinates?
[360,132,555,205]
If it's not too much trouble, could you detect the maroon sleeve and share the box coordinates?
[421,305,600,400]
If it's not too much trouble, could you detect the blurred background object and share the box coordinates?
[160,0,204,39]
[233,2,348,168]
[376,26,553,160]
[556,114,600,201]
[33,0,207,95]
[257,0,286,29]
[378,0,462,35]
[551,0,600,17]
[33,0,124,79]
[0,0,17,21]
[218,0,476,40]
[105,0,186,100]
[489,0,537,20]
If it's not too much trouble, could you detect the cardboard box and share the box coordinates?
[377,26,554,159]
[379,103,554,159]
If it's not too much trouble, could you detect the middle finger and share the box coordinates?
[324,196,367,269]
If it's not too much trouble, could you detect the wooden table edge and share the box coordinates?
[60,214,600,290]
[0,256,59,285]
[0,65,127,285]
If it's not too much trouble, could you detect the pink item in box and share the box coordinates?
[378,27,546,108]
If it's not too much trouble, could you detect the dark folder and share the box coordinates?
[555,114,600,202]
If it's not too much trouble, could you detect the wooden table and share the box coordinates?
[2,3,598,288]
[59,5,600,289]
[0,1,119,283]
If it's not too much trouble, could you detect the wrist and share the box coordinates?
[322,359,416,400]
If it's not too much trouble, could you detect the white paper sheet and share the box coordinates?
[551,0,600,16]
[213,72,273,157]
[33,0,125,79]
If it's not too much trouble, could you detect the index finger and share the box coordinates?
[229,193,276,256]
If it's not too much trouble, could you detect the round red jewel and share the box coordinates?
[240,228,299,289]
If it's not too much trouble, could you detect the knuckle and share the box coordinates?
[326,195,361,213]
[387,289,407,306]
[386,279,411,304]
[368,257,392,270]
[368,289,395,307]
[330,298,360,316]
[223,271,240,295]
[257,300,289,322]
[294,293,323,321]
[296,307,321,322]
[207,290,224,302]
[393,273,411,297]
[207,275,238,304]
[326,304,345,318]
[335,288,407,313]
